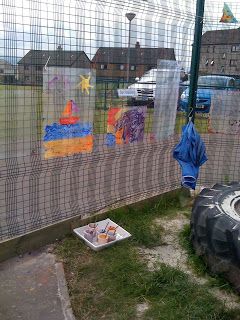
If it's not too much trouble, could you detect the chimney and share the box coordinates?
[135,41,140,49]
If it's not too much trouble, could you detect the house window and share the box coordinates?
[0,69,4,74]
[130,65,136,71]
[24,65,29,70]
[210,60,214,66]
[230,59,237,67]
[231,45,240,52]
[24,76,30,81]
[119,64,124,70]
[100,64,107,70]
[36,65,42,71]
[36,76,43,83]
[205,59,209,66]
[207,46,215,53]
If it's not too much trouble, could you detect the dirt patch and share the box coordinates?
[138,213,240,309]
[136,302,149,318]
[139,214,194,275]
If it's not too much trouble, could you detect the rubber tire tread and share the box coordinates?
[190,182,240,293]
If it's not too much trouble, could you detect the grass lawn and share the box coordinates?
[176,112,209,134]
[0,84,42,91]
[0,85,209,137]
[56,191,240,320]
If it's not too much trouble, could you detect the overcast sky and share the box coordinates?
[0,0,239,69]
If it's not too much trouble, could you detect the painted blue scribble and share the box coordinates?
[105,133,116,147]
[44,123,92,141]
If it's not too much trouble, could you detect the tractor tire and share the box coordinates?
[190,182,240,293]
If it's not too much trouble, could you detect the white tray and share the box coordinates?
[73,218,131,251]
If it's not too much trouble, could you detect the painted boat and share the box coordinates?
[59,99,80,125]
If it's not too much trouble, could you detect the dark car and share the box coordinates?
[180,75,238,113]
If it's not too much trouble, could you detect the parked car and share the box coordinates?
[127,69,157,107]
[127,68,188,108]
[180,75,239,113]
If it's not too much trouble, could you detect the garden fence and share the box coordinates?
[0,0,240,241]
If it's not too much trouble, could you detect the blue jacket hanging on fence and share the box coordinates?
[173,121,208,190]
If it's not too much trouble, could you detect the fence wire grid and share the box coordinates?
[0,0,240,241]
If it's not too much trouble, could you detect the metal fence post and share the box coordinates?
[187,0,205,123]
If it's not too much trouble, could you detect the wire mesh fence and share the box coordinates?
[0,0,240,241]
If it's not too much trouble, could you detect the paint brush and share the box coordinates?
[113,226,119,235]
[104,221,109,232]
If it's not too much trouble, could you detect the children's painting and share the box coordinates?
[105,106,147,147]
[208,91,240,135]
[42,67,95,159]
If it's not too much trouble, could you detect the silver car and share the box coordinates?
[127,68,188,108]
[128,69,157,104]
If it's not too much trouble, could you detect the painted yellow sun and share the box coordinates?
[76,75,93,94]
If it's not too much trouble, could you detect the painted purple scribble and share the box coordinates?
[71,100,80,113]
[47,74,70,92]
[115,107,147,143]
[48,76,59,87]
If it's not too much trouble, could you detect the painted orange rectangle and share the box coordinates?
[43,135,93,159]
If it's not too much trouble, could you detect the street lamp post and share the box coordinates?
[125,12,136,84]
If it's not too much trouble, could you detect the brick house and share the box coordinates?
[17,47,91,85]
[199,29,240,76]
[0,59,15,84]
[92,42,176,81]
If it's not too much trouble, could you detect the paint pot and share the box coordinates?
[87,223,97,237]
[107,226,117,242]
[107,231,116,242]
[83,229,95,242]
[97,233,109,244]
[108,226,116,232]
[96,228,106,236]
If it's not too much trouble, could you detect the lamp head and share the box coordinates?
[125,13,136,21]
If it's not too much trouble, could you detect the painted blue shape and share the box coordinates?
[105,133,116,147]
[43,122,92,141]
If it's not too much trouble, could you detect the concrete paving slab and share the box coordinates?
[0,247,75,320]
